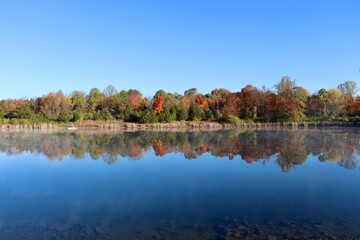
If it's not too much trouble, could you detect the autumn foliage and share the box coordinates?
[0,79,359,124]
[195,95,209,109]
[152,96,164,114]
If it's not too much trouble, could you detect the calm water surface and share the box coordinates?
[0,128,359,239]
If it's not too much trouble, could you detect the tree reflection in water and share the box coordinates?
[0,128,359,171]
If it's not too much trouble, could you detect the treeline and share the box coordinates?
[0,130,358,171]
[1,77,359,124]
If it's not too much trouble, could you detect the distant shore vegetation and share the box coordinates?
[1,77,360,124]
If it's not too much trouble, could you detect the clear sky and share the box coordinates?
[0,0,359,99]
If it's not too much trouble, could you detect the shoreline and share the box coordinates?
[0,120,359,130]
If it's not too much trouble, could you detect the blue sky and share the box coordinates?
[0,0,359,99]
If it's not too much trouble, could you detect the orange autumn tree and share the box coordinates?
[195,95,209,109]
[239,85,260,120]
[127,89,143,111]
[273,76,308,121]
[338,81,358,116]
[37,90,72,121]
[152,96,164,114]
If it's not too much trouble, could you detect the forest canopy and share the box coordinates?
[0,77,359,124]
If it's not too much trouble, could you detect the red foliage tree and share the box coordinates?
[222,93,241,116]
[195,95,209,109]
[128,94,142,111]
[152,96,164,114]
[344,95,355,116]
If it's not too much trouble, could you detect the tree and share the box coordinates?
[15,100,35,119]
[316,88,330,116]
[158,107,171,122]
[354,96,360,115]
[203,109,214,121]
[184,88,197,96]
[293,87,309,109]
[71,91,86,121]
[86,88,104,119]
[188,105,204,121]
[273,76,306,121]
[116,104,133,121]
[101,109,114,121]
[176,106,188,121]
[37,90,72,121]
[208,88,230,115]
[58,109,73,122]
[154,90,179,110]
[152,96,164,114]
[71,91,86,111]
[0,101,5,118]
[307,94,325,117]
[337,81,358,116]
[338,81,358,97]
[109,90,130,120]
[331,90,344,115]
[180,88,198,111]
[195,95,209,109]
[327,88,345,116]
[238,85,261,120]
[154,90,167,98]
[139,109,158,123]
[275,76,296,97]
[2,99,37,120]
[103,85,118,97]
[169,106,177,122]
[222,93,241,116]
[127,89,143,111]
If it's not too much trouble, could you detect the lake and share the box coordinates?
[0,128,359,239]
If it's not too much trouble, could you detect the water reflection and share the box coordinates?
[1,128,360,239]
[0,128,359,171]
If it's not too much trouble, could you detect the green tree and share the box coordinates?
[158,107,171,122]
[154,89,167,98]
[188,105,204,121]
[139,109,158,123]
[116,104,133,121]
[58,109,73,122]
[16,101,35,119]
[101,109,115,121]
[87,88,104,119]
[0,105,5,118]
[71,91,86,122]
[169,106,177,122]
[203,109,215,121]
[176,106,188,121]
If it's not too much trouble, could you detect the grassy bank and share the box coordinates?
[0,119,359,130]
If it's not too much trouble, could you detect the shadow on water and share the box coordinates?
[0,128,360,239]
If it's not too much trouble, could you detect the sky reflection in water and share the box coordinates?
[0,128,359,239]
